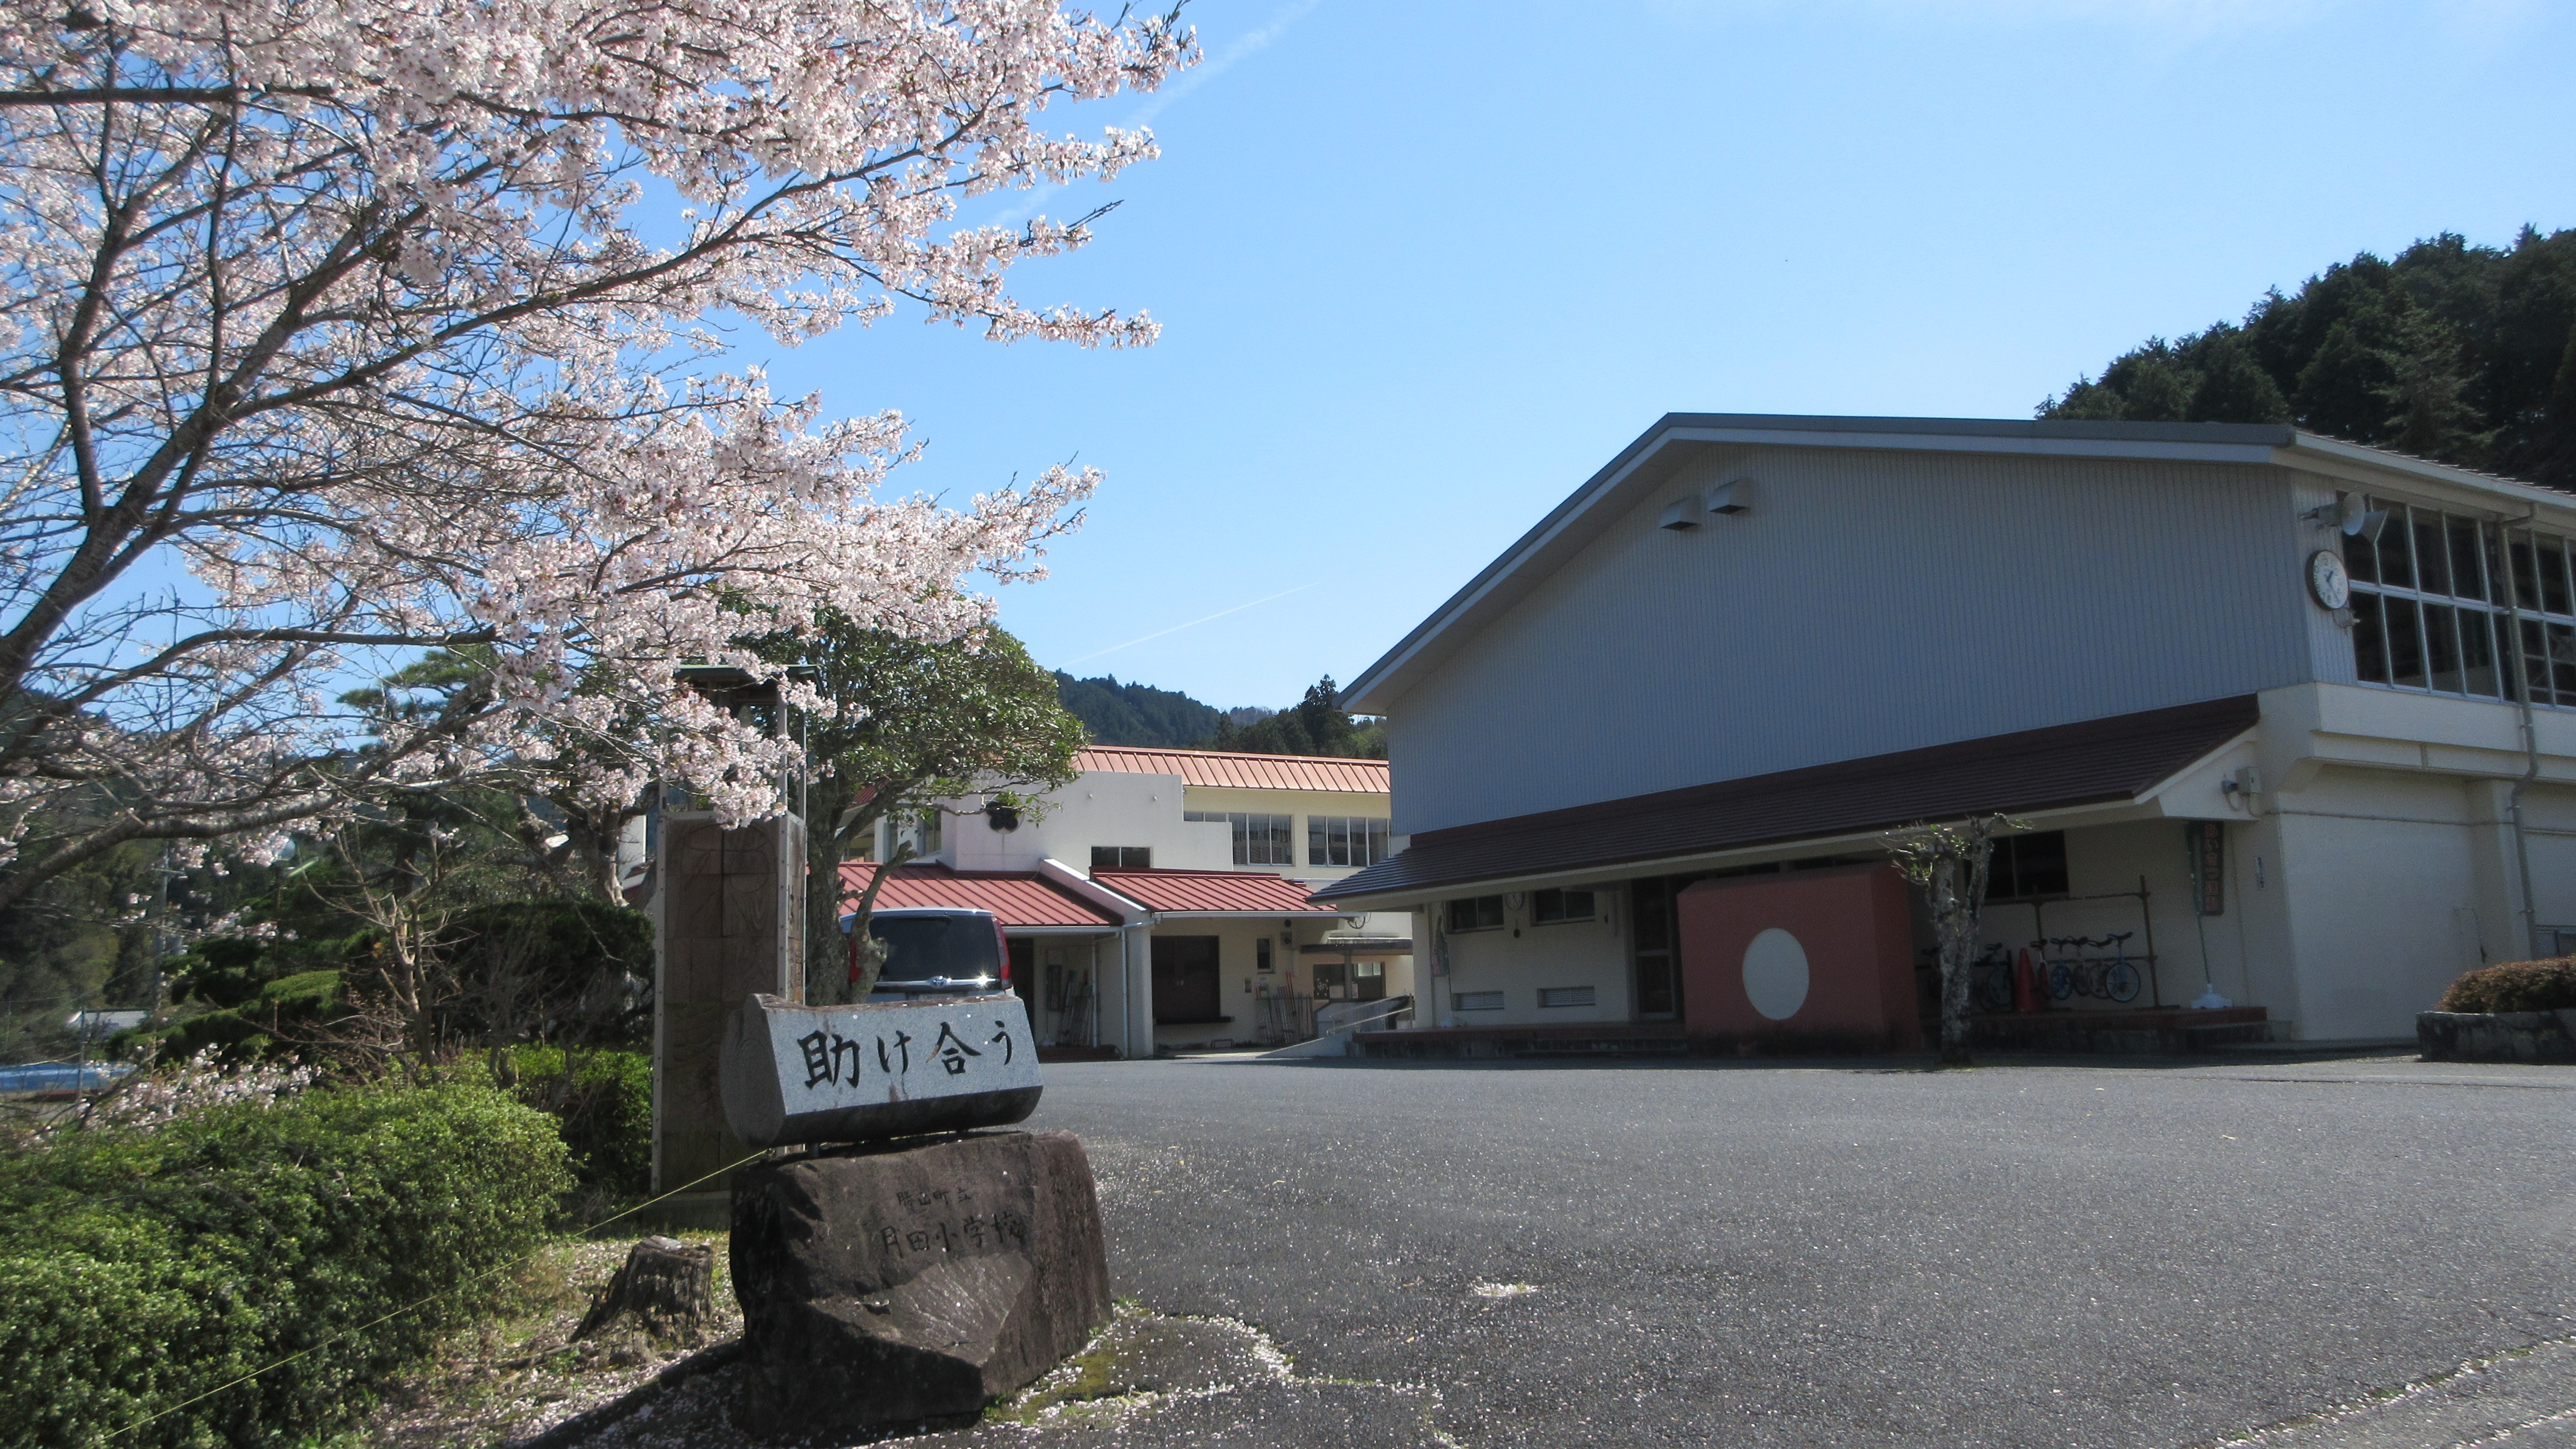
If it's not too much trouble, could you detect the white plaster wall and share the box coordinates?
[941,771,1233,873]
[2009,820,2261,1015]
[2519,784,2576,939]
[1148,918,1304,1051]
[2271,765,2485,1041]
[1426,891,1632,1026]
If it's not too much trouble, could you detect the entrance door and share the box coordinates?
[1007,938,1035,1014]
[1630,879,1682,1020]
[1151,936,1223,1023]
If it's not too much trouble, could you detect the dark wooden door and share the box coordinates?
[1008,938,1035,1013]
[1630,878,1681,1020]
[1151,936,1222,1023]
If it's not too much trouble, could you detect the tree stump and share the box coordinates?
[576,1236,715,1342]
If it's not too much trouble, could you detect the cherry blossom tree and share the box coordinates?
[0,0,1193,910]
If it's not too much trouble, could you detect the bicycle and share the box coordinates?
[1968,942,2014,1013]
[2044,936,2095,1001]
[2096,931,2143,1003]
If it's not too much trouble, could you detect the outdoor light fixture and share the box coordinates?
[1661,480,1755,530]
[2304,491,2389,542]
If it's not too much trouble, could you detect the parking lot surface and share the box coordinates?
[1010,1053,2576,1449]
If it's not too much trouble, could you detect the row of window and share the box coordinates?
[1452,986,1595,1011]
[1444,887,1597,934]
[1182,810,1394,868]
[1438,839,2070,939]
[1183,811,1295,865]
[2346,500,2576,707]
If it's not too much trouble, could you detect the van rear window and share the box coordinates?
[868,916,1000,981]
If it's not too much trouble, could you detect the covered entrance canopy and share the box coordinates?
[1319,695,2260,905]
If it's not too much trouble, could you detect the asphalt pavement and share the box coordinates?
[990,1051,2576,1449]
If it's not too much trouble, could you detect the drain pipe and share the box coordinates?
[2497,507,2546,960]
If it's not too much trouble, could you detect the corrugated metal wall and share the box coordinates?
[1387,447,2313,835]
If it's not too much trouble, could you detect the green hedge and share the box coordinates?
[0,1076,571,1448]
[504,1045,652,1198]
[2439,957,2576,1013]
[140,967,345,1063]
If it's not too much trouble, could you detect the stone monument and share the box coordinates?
[650,667,809,1214]
[721,992,1113,1439]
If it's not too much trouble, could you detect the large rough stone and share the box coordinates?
[729,1130,1113,1440]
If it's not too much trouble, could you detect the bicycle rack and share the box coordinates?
[1985,875,2162,1008]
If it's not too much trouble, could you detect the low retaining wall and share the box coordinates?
[1971,1007,2272,1056]
[2417,1009,2576,1064]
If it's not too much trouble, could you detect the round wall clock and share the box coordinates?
[2307,549,2352,610]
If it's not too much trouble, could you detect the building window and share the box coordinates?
[1453,990,1505,1011]
[1309,815,1392,868]
[1445,895,1505,933]
[916,808,943,857]
[1090,846,1151,871]
[1256,937,1274,972]
[1185,810,1295,866]
[1987,832,2069,900]
[2346,500,2576,705]
[1537,985,1596,1008]
[1531,887,1595,924]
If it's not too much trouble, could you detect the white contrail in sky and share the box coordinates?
[1061,582,1317,667]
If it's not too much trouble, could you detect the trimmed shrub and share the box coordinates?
[504,1044,652,1198]
[140,967,346,1064]
[0,1075,571,1448]
[2438,957,2576,1013]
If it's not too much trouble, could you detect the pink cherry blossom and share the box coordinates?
[0,0,1194,906]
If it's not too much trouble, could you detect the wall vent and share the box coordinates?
[1453,990,1506,1011]
[1537,986,1596,1009]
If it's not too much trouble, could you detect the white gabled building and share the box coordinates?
[855,746,1413,1057]
[1318,414,2576,1048]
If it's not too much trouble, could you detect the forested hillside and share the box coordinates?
[1054,673,1234,748]
[2041,227,2576,487]
[1205,677,1387,759]
[1053,672,1384,757]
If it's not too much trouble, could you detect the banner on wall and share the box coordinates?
[2186,820,2225,916]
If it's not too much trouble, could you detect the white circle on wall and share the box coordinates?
[1741,928,1810,1021]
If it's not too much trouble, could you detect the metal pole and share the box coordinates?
[2496,511,2547,960]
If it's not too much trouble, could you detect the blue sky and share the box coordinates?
[752,0,2576,713]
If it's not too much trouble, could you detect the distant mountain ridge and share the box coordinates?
[1054,673,1269,749]
[1054,672,1384,760]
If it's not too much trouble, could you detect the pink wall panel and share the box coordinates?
[1677,865,1920,1051]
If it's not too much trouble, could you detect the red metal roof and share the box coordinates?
[838,863,1120,929]
[1072,745,1388,795]
[1090,869,1349,916]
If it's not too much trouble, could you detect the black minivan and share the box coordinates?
[843,906,1012,999]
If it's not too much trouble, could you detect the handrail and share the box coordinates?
[1320,994,1413,1034]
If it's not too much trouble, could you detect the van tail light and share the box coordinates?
[992,919,1012,983]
